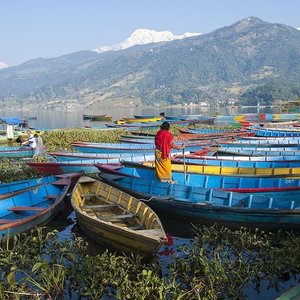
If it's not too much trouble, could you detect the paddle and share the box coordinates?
[182,145,186,185]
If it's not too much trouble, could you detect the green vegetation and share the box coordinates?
[239,81,300,105]
[0,226,299,299]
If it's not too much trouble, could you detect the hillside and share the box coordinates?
[1,17,300,109]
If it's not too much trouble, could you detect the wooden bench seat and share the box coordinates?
[97,213,135,220]
[81,204,118,210]
[8,206,47,212]
[127,225,144,230]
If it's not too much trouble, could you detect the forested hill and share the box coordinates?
[1,16,300,109]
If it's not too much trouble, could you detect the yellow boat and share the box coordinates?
[115,116,163,124]
[71,176,167,257]
[142,161,300,177]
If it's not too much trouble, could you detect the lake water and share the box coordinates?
[0,105,276,129]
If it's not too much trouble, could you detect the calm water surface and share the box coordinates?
[0,105,276,129]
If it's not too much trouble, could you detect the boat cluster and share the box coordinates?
[2,113,300,257]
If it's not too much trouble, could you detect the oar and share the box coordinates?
[182,145,186,185]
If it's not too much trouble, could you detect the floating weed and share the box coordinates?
[1,225,300,298]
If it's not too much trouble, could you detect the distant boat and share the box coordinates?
[83,114,112,121]
[133,114,156,119]
[71,176,167,257]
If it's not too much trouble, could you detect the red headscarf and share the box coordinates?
[155,129,173,159]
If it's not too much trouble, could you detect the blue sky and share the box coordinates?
[1,0,300,66]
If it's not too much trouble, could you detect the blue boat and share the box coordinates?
[100,173,300,230]
[72,142,156,153]
[172,156,300,168]
[198,155,300,161]
[0,173,80,238]
[72,141,199,154]
[249,128,300,137]
[214,148,300,156]
[219,140,300,147]
[48,151,156,162]
[97,162,300,189]
[0,176,59,198]
[133,114,156,119]
[0,146,33,158]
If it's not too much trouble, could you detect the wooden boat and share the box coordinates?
[171,156,300,168]
[190,154,300,162]
[141,160,300,177]
[249,128,300,137]
[214,148,300,157]
[0,175,60,198]
[0,146,33,158]
[164,115,184,121]
[83,114,112,121]
[27,153,155,175]
[71,142,156,153]
[276,283,300,300]
[133,114,156,119]
[260,113,300,122]
[116,116,163,124]
[48,151,156,162]
[219,139,300,147]
[100,173,300,231]
[96,162,300,189]
[71,176,167,257]
[0,173,79,239]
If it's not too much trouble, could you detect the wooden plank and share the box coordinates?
[80,204,118,209]
[97,213,135,220]
[8,206,46,212]
[0,219,16,224]
[81,193,99,197]
[127,225,144,230]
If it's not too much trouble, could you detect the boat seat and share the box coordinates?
[0,219,16,225]
[81,193,100,198]
[80,204,118,209]
[127,225,144,230]
[97,213,135,220]
[8,206,46,212]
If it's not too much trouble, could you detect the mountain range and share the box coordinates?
[94,29,200,53]
[1,16,300,110]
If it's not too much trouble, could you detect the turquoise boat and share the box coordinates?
[72,142,199,154]
[214,148,300,156]
[0,176,59,198]
[0,173,79,239]
[48,151,156,162]
[172,156,300,168]
[100,173,300,230]
[71,142,155,153]
[0,146,33,158]
[249,128,300,137]
[97,162,300,189]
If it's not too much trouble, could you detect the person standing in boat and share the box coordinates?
[155,121,184,183]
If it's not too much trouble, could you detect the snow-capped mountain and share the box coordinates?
[94,29,201,53]
[0,61,8,69]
